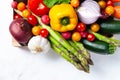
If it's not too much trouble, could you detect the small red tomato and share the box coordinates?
[28,15,38,26]
[106,0,114,6]
[14,14,22,19]
[76,22,86,32]
[41,15,50,24]
[11,1,18,9]
[87,33,95,41]
[80,31,88,38]
[40,28,49,38]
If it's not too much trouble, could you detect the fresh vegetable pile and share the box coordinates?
[10,0,120,73]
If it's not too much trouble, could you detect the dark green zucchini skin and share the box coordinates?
[82,39,109,54]
[100,20,120,34]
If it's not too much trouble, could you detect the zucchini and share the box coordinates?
[100,20,120,34]
[82,39,116,54]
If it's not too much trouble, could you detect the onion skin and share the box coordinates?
[9,18,33,45]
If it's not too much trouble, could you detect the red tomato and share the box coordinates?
[87,33,95,41]
[14,14,22,19]
[106,0,114,6]
[28,15,38,26]
[76,22,86,32]
[28,0,50,16]
[80,31,88,38]
[40,28,49,38]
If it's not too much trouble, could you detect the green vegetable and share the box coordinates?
[100,20,120,34]
[82,39,116,54]
[44,0,70,8]
[68,41,93,65]
[74,41,93,65]
[49,36,84,71]
[92,32,120,47]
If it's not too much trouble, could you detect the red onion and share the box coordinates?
[9,18,33,45]
[77,0,101,24]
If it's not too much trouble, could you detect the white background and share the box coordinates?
[0,0,120,80]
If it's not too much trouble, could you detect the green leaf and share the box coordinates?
[44,0,70,8]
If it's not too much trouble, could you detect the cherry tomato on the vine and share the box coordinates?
[40,29,49,38]
[72,32,81,41]
[22,9,31,18]
[90,23,100,32]
[14,14,22,19]
[32,26,41,36]
[17,2,26,11]
[28,15,38,26]
[98,0,106,9]
[87,33,95,42]
[70,0,80,8]
[105,6,114,15]
[106,0,114,7]
[80,31,88,38]
[76,22,86,32]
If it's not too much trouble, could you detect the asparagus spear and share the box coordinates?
[51,44,85,71]
[49,36,78,62]
[49,36,91,72]
[92,32,120,46]
[69,41,93,65]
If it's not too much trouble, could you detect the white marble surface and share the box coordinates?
[0,0,120,80]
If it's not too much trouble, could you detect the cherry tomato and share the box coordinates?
[32,26,41,35]
[72,32,81,41]
[87,33,95,41]
[41,15,50,25]
[40,28,49,38]
[22,9,31,18]
[98,0,106,9]
[76,22,86,32]
[80,31,88,38]
[106,0,114,7]
[17,2,26,11]
[90,23,100,32]
[28,0,50,16]
[70,0,80,8]
[28,15,38,26]
[105,6,114,15]
[14,14,22,19]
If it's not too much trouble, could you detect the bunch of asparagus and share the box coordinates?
[15,9,93,73]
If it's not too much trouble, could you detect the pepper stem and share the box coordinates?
[61,17,70,26]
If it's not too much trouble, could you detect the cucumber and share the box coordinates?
[100,20,120,34]
[82,39,116,54]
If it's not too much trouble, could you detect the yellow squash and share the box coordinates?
[49,3,78,32]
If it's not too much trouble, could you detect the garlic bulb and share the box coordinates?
[77,0,101,24]
[28,35,51,53]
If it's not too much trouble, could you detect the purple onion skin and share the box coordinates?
[9,18,33,45]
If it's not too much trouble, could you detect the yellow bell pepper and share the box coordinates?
[49,3,78,32]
